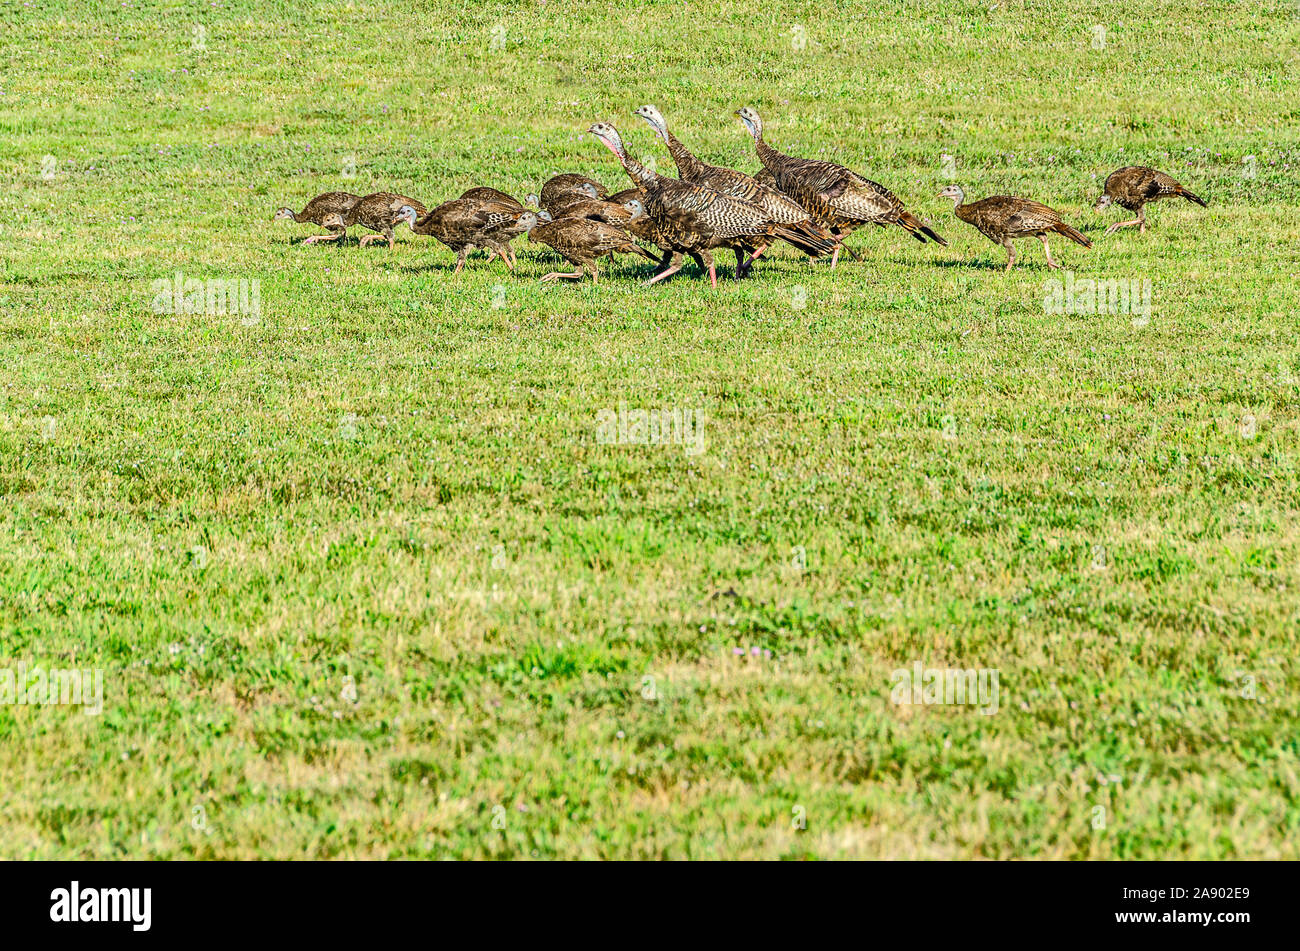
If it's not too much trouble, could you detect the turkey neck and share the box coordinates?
[750,128,781,175]
[603,137,657,188]
[661,129,704,180]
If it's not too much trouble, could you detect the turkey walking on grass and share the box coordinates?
[344,192,428,247]
[1095,166,1207,235]
[526,215,657,284]
[633,104,833,276]
[457,188,531,266]
[938,185,1091,271]
[587,122,834,287]
[735,106,946,267]
[394,201,533,273]
[273,192,361,244]
[538,175,607,216]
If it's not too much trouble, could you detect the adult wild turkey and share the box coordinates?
[526,216,657,284]
[633,104,832,274]
[938,185,1091,271]
[634,105,820,227]
[394,200,533,273]
[1095,166,1207,234]
[342,192,427,247]
[273,192,362,244]
[586,122,835,287]
[735,106,946,266]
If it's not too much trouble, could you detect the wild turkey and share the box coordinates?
[394,200,532,273]
[342,192,427,247]
[548,197,640,229]
[460,186,524,207]
[938,185,1091,271]
[606,187,643,206]
[633,104,832,275]
[613,198,690,275]
[458,188,529,266]
[554,196,661,266]
[1095,166,1207,234]
[539,175,606,213]
[586,122,835,287]
[273,192,361,244]
[735,106,946,267]
[525,216,657,283]
[543,183,603,219]
[632,108,824,223]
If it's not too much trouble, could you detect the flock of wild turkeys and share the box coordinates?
[273,106,1208,284]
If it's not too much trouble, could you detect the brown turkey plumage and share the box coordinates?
[526,216,657,284]
[1095,166,1207,235]
[606,187,644,206]
[633,104,832,275]
[342,192,428,248]
[735,106,946,267]
[539,175,607,215]
[939,185,1091,271]
[394,200,533,273]
[614,199,684,273]
[545,185,606,220]
[273,192,362,244]
[458,188,530,266]
[548,198,640,229]
[587,122,835,287]
[460,187,524,208]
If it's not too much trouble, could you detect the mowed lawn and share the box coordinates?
[1,0,1298,858]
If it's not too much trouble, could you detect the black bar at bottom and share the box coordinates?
[0,860,1283,939]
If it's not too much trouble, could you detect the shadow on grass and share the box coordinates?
[929,257,1007,271]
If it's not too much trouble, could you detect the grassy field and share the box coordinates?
[2,0,1298,859]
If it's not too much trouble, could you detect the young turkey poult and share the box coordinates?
[343,192,428,247]
[938,185,1091,271]
[459,186,524,207]
[524,214,657,284]
[606,187,644,207]
[542,183,604,219]
[394,200,532,273]
[457,188,531,266]
[273,192,361,243]
[612,199,685,274]
[1095,166,1207,235]
[538,175,607,216]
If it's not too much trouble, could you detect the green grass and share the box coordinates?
[2,0,1299,858]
